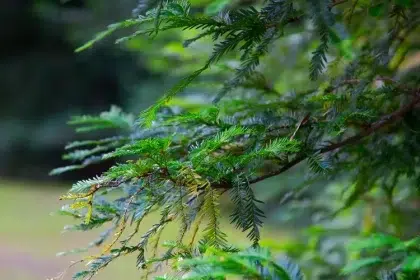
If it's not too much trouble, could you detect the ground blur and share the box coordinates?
[0,180,289,280]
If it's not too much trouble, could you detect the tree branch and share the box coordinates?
[330,0,348,8]
[249,91,420,185]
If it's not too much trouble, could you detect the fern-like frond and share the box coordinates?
[139,66,208,127]
[308,0,335,80]
[69,176,107,194]
[62,144,119,162]
[68,105,134,132]
[103,137,172,159]
[75,19,151,52]
[261,0,295,24]
[230,174,265,246]
[306,151,332,174]
[189,126,250,161]
[201,185,227,248]
[214,27,277,103]
[137,210,175,268]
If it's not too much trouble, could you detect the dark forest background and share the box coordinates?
[0,0,158,181]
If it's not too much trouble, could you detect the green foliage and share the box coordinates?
[68,105,135,132]
[308,0,335,80]
[176,246,305,280]
[343,234,420,276]
[52,0,420,279]
[230,174,265,246]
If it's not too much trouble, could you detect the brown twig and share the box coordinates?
[324,77,402,93]
[249,91,420,185]
[330,0,348,8]
[102,186,144,253]
[290,113,311,140]
[347,0,359,24]
[265,16,301,29]
[200,89,419,190]
[49,260,85,280]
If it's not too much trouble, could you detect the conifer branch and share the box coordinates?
[53,1,420,278]
[249,90,420,185]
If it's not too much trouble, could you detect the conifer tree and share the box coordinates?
[52,1,420,279]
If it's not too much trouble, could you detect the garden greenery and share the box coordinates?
[52,0,420,279]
